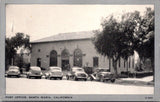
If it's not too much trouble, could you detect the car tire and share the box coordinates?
[67,76,69,80]
[60,77,62,80]
[111,79,115,83]
[84,79,87,81]
[67,76,70,80]
[74,76,78,81]
[100,78,104,82]
[28,76,31,79]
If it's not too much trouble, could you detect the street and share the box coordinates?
[6,77,154,94]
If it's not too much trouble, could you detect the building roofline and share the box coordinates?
[30,38,92,44]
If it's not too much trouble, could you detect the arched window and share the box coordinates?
[74,49,82,67]
[50,50,57,66]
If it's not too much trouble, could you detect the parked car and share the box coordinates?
[89,68,116,83]
[27,66,43,79]
[6,66,20,78]
[66,67,88,81]
[45,66,63,80]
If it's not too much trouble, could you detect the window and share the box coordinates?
[119,58,121,67]
[37,58,41,67]
[93,57,99,67]
[129,57,130,68]
[38,49,41,52]
[73,49,82,67]
[132,58,134,68]
[50,50,58,66]
[109,58,111,71]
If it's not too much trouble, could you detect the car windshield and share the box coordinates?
[30,67,41,71]
[9,66,19,70]
[50,67,61,71]
[72,68,84,72]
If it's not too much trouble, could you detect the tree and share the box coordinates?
[5,33,30,70]
[134,8,154,70]
[92,11,140,76]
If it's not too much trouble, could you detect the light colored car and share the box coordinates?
[90,68,116,82]
[27,66,43,79]
[45,66,63,80]
[66,67,88,81]
[7,66,20,78]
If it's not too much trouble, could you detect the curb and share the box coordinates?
[115,79,154,86]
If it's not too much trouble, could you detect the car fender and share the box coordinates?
[90,74,97,80]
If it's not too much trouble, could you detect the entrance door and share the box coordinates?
[61,60,69,71]
[61,49,70,71]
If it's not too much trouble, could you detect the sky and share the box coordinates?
[6,5,154,41]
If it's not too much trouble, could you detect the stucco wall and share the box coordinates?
[31,39,135,74]
[31,39,109,69]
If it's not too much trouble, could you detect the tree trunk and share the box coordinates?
[112,59,118,78]
[151,57,154,82]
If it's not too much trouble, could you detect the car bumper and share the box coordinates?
[102,77,115,80]
[50,75,63,78]
[7,73,20,76]
[76,76,87,79]
[29,74,42,77]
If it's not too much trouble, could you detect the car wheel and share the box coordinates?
[84,79,87,81]
[67,76,69,80]
[100,78,104,82]
[74,76,78,81]
[111,79,115,83]
[60,77,62,80]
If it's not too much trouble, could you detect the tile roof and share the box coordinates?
[30,31,94,43]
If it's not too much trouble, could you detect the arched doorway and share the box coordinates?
[50,50,57,66]
[61,49,70,70]
[74,49,82,67]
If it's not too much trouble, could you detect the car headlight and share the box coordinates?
[40,72,43,75]
[86,74,88,77]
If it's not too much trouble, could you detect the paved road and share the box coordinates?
[6,77,154,94]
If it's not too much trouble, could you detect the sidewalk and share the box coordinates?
[115,76,154,86]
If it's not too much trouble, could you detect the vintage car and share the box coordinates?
[7,66,20,77]
[45,66,63,80]
[27,66,43,79]
[89,68,116,82]
[66,67,88,81]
